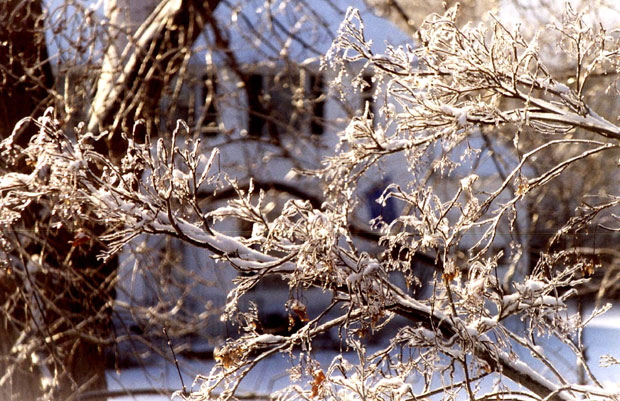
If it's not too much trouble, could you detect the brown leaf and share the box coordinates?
[69,230,90,247]
[442,270,459,282]
[291,300,309,323]
[311,369,326,398]
[582,261,595,276]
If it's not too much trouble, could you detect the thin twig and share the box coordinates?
[163,326,188,396]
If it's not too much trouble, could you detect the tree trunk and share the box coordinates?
[1,0,222,399]
[0,0,53,140]
[0,1,112,400]
[0,2,50,400]
[88,0,222,162]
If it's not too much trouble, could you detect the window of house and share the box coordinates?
[365,178,398,224]
[246,69,325,138]
[247,73,268,137]
[308,72,325,136]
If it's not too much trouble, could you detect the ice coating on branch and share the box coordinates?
[440,104,470,127]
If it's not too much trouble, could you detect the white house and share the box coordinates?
[111,0,538,359]
[110,0,416,364]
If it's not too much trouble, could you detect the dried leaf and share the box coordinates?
[311,369,326,398]
[290,300,309,323]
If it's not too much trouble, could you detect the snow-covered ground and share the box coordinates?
[106,316,620,401]
[106,350,333,400]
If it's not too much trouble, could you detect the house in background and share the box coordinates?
[110,0,542,364]
[90,2,620,400]
[109,0,417,363]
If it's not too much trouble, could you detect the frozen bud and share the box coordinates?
[363,260,380,276]
[36,164,51,182]
[460,174,478,190]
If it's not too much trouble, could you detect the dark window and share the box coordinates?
[309,73,325,135]
[246,70,325,137]
[247,73,267,137]
[366,180,398,224]
[268,73,297,137]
